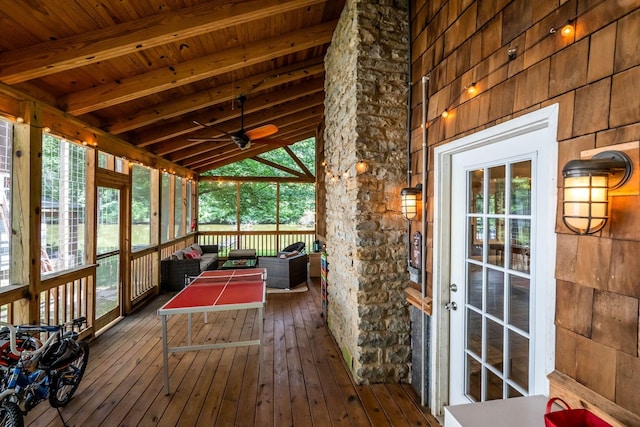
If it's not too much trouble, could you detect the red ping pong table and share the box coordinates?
[157,268,266,394]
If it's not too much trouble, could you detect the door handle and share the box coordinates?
[445,301,457,311]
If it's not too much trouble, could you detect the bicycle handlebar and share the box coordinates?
[0,317,86,357]
[0,322,19,357]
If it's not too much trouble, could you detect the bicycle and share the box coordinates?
[0,317,89,427]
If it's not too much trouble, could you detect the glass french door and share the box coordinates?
[448,131,550,405]
[95,185,122,330]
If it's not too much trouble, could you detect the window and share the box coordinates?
[131,164,154,249]
[186,181,193,232]
[160,172,171,242]
[174,176,183,237]
[0,119,11,287]
[41,134,87,274]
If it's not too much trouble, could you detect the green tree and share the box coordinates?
[198,138,316,226]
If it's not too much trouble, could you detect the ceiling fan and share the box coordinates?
[189,95,286,150]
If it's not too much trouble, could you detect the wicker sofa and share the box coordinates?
[160,243,219,291]
[257,252,308,289]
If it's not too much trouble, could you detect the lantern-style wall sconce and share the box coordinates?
[401,184,422,221]
[562,150,633,234]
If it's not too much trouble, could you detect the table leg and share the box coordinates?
[188,313,192,346]
[259,305,264,383]
[162,314,170,395]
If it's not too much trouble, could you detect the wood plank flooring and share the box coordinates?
[25,278,441,426]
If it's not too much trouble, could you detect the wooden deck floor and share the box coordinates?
[25,278,440,427]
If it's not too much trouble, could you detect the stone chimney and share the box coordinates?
[323,0,410,384]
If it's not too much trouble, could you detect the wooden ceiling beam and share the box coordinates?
[164,106,323,161]
[250,157,306,178]
[109,58,325,135]
[60,20,337,115]
[0,0,327,84]
[191,143,286,173]
[134,76,324,146]
[200,176,315,183]
[187,126,318,174]
[153,97,324,157]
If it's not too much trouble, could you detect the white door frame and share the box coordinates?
[430,105,559,415]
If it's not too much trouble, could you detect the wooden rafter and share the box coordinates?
[0,0,327,84]
[135,77,325,148]
[159,102,324,160]
[110,59,325,135]
[59,20,337,115]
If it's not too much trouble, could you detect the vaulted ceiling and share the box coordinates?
[0,0,345,175]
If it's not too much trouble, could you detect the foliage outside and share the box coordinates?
[198,138,316,229]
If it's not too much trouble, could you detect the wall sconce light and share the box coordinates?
[401,184,422,221]
[562,150,633,234]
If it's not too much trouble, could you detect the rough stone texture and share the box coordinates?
[324,0,410,384]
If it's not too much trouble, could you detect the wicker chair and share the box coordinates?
[258,253,308,289]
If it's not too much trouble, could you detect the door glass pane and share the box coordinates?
[466,356,481,402]
[488,166,505,214]
[508,330,529,390]
[466,309,482,357]
[508,386,524,398]
[510,219,530,273]
[96,187,120,319]
[509,275,530,332]
[486,368,503,401]
[469,217,483,261]
[467,263,482,309]
[96,254,119,318]
[486,318,504,372]
[486,268,504,320]
[469,169,484,214]
[487,218,505,267]
[510,161,531,215]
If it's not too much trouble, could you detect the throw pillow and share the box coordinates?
[190,243,204,255]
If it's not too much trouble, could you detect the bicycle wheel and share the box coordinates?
[0,401,23,427]
[48,341,89,408]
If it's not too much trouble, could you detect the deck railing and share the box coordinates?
[197,230,316,257]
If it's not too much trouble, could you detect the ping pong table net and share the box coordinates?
[186,271,264,285]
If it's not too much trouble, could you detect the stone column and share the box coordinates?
[323,0,410,384]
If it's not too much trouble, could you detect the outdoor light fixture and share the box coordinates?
[401,184,422,221]
[562,150,633,234]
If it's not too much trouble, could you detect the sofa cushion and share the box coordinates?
[189,243,204,255]
[228,249,257,259]
[184,250,201,259]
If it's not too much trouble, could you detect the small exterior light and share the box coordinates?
[355,161,367,174]
[562,150,633,234]
[560,21,575,37]
[441,109,449,118]
[467,83,477,95]
[401,185,422,221]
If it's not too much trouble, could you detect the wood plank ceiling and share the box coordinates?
[0,0,345,176]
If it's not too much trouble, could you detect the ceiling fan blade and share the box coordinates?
[246,124,278,141]
[192,120,235,138]
[251,138,294,146]
[188,137,227,142]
